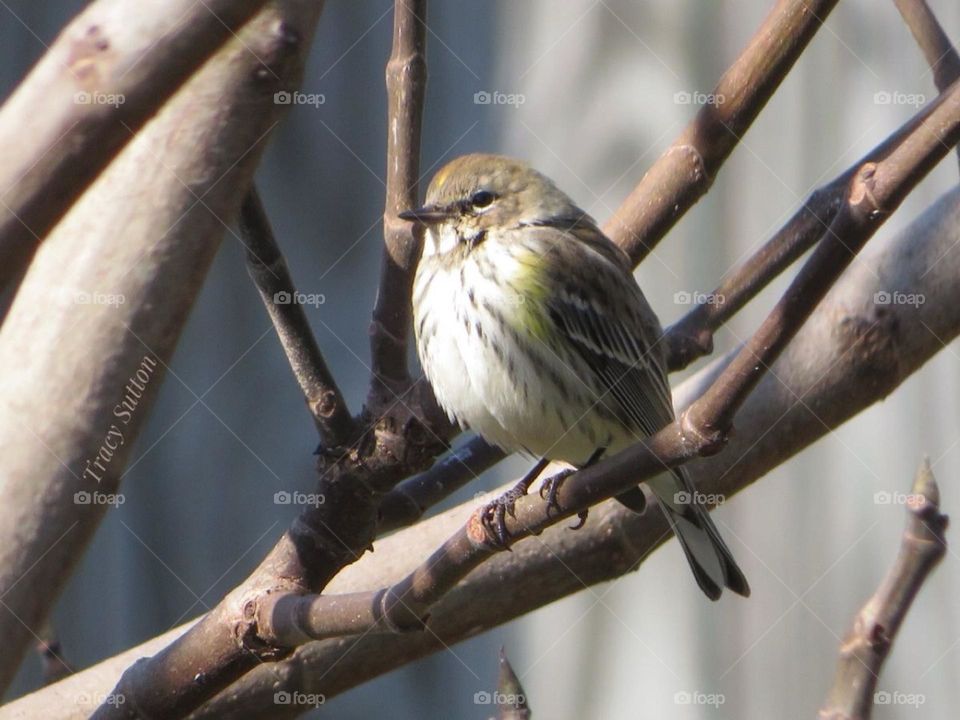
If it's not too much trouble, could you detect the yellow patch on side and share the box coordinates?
[507,247,552,342]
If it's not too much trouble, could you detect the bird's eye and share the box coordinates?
[470,190,496,209]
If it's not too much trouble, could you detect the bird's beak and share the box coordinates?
[398,204,454,224]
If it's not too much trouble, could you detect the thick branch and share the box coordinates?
[819,459,947,720]
[368,0,428,408]
[0,0,271,291]
[604,0,841,263]
[0,2,320,696]
[240,187,356,449]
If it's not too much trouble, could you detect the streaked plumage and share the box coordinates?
[404,154,749,600]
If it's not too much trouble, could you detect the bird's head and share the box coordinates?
[400,153,590,258]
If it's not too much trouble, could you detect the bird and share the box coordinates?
[400,153,749,600]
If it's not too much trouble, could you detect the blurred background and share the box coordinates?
[2,1,959,717]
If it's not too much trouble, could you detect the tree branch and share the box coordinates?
[376,437,504,534]
[819,459,947,720]
[604,0,841,264]
[0,0,272,292]
[367,0,428,409]
[240,186,356,449]
[893,0,960,167]
[662,97,931,371]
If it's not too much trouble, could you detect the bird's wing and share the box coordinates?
[532,222,676,437]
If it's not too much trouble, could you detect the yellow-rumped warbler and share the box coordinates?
[400,154,748,600]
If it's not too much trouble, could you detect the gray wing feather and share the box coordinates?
[548,289,674,438]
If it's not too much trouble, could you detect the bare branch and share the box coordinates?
[894,0,960,170]
[604,0,841,264]
[376,437,504,533]
[819,459,947,720]
[240,187,356,449]
[663,101,929,370]
[497,649,531,720]
[368,0,428,409]
[0,0,272,292]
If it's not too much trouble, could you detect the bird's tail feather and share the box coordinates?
[646,469,750,601]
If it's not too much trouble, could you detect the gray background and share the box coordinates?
[2,1,959,718]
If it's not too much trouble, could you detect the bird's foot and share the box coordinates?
[539,469,588,529]
[480,482,531,549]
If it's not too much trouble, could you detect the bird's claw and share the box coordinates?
[538,469,588,529]
[480,485,529,549]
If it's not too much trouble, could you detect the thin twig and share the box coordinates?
[663,98,939,371]
[819,459,947,720]
[604,0,841,264]
[376,437,504,533]
[240,187,355,449]
[253,78,960,645]
[893,0,960,170]
[368,0,428,411]
[497,649,531,720]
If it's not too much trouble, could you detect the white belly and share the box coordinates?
[413,245,629,465]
